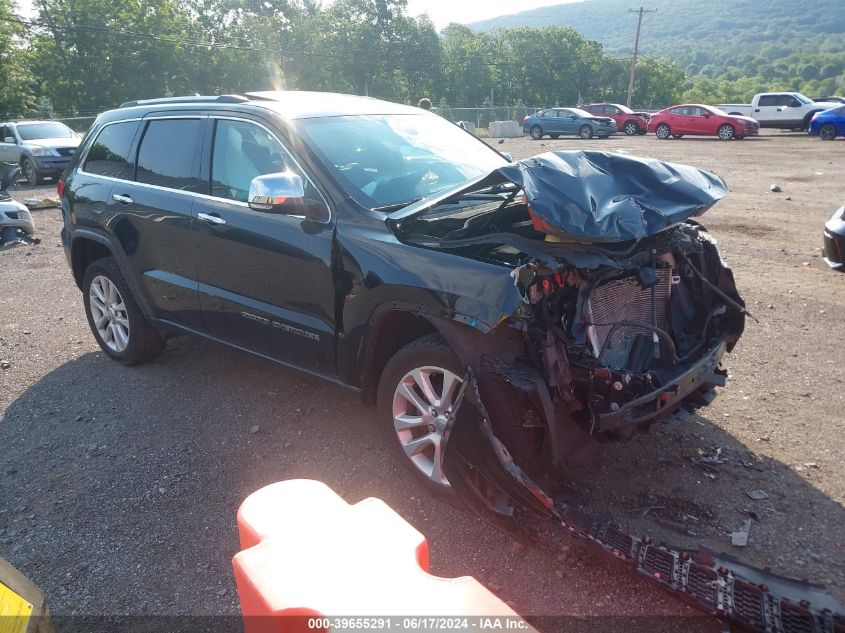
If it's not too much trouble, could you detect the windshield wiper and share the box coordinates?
[373,197,422,213]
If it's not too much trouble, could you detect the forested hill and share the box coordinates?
[470,0,845,100]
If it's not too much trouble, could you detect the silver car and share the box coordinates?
[0,120,81,185]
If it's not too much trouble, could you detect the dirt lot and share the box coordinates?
[1,129,843,629]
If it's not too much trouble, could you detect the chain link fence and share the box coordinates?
[432,106,544,131]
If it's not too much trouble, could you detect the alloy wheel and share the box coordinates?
[391,365,463,486]
[656,124,670,139]
[718,124,734,140]
[22,160,37,186]
[819,124,837,141]
[88,275,130,353]
[530,126,543,140]
[624,122,639,135]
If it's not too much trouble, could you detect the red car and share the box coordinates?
[647,104,759,140]
[582,102,649,135]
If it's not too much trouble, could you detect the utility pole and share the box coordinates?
[626,6,656,109]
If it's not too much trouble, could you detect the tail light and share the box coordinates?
[57,179,65,198]
[523,116,529,123]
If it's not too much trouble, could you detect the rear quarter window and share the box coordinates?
[135,119,203,192]
[83,121,140,179]
[757,95,778,107]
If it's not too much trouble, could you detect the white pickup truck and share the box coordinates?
[715,92,841,130]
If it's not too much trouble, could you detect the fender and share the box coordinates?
[67,226,157,319]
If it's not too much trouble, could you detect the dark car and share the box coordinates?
[522,107,617,140]
[581,102,648,135]
[647,104,759,140]
[0,120,81,185]
[823,202,845,271]
[808,105,845,140]
[60,91,745,512]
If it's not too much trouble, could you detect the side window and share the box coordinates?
[757,95,777,107]
[83,121,140,179]
[136,119,202,191]
[670,107,686,115]
[787,96,801,107]
[688,107,703,116]
[210,119,329,220]
[210,119,288,202]
[558,109,571,118]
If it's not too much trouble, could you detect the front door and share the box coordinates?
[192,116,337,375]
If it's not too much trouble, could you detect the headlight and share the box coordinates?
[28,147,56,157]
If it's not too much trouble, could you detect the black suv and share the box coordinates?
[60,91,745,519]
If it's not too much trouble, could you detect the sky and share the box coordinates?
[406,0,581,30]
[15,0,582,29]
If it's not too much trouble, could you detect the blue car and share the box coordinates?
[809,105,845,140]
[522,107,617,140]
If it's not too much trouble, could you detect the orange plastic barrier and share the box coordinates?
[232,479,532,633]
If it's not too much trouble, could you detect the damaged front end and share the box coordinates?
[391,151,844,630]
[391,151,746,471]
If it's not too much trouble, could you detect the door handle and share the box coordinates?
[197,212,226,225]
[776,108,782,112]
[112,193,133,204]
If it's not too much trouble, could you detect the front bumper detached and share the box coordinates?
[442,370,845,633]
[597,341,726,433]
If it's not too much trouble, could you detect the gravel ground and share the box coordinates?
[0,129,843,630]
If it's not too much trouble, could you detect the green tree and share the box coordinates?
[0,0,35,118]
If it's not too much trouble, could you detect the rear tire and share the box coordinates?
[579,125,593,139]
[655,123,671,139]
[819,124,837,140]
[82,257,165,365]
[530,125,543,140]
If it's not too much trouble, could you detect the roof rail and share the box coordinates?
[118,95,250,108]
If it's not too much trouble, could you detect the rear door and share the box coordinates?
[192,115,337,374]
[103,115,206,330]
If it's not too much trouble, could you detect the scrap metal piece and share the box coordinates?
[731,519,752,547]
[747,489,770,500]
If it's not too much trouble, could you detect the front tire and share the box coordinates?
[21,158,39,186]
[717,124,735,140]
[83,257,165,365]
[377,335,464,497]
[655,123,671,139]
[579,125,593,139]
[623,121,640,135]
[819,124,837,140]
[529,125,543,140]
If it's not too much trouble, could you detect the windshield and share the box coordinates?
[18,122,76,141]
[297,114,508,210]
[707,106,731,116]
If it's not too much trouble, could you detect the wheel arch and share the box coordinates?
[359,309,440,405]
[69,229,156,319]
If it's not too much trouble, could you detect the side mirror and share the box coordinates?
[248,171,328,222]
[702,112,711,118]
[501,152,513,162]
[4,137,15,144]
[569,115,578,120]
[248,172,305,213]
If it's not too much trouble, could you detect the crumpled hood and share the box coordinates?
[390,151,728,243]
[500,151,727,242]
